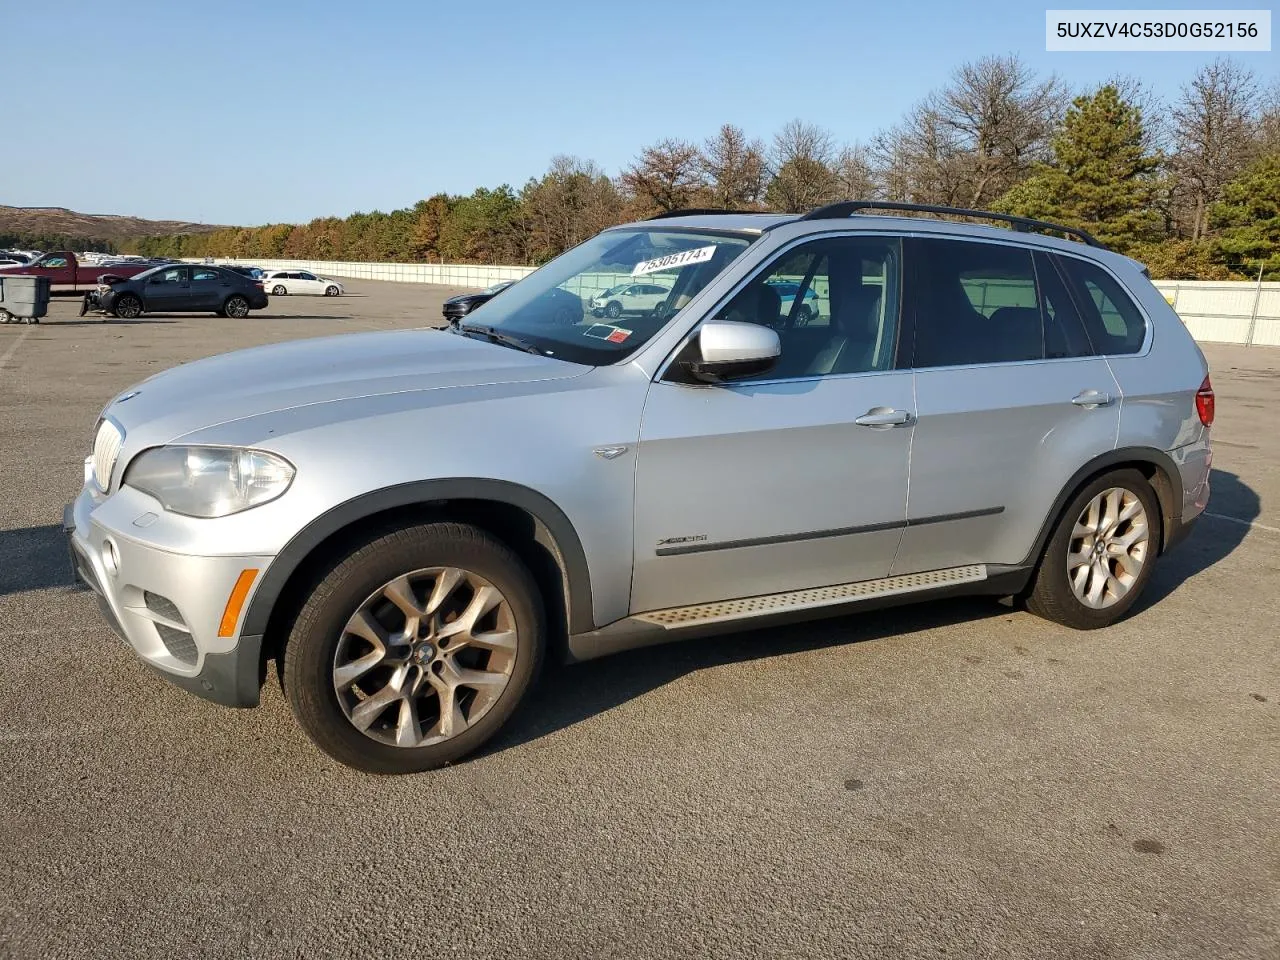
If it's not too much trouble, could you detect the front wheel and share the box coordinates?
[1026,469,1160,629]
[113,294,142,320]
[283,522,546,774]
[605,300,622,319]
[223,295,250,318]
[325,285,340,297]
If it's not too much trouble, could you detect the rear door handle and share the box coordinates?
[1071,390,1113,407]
[855,407,912,427]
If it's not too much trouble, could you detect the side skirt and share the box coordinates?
[566,564,1033,662]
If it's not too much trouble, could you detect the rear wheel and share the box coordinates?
[1026,469,1160,629]
[113,294,142,320]
[283,522,546,774]
[272,284,287,296]
[223,295,250,318]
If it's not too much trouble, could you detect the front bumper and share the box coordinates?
[64,488,272,708]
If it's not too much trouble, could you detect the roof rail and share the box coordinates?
[798,200,1107,249]
[645,208,744,220]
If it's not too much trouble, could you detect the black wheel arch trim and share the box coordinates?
[1022,446,1185,568]
[240,478,595,639]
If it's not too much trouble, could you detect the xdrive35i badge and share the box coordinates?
[657,535,708,547]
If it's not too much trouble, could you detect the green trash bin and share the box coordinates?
[0,275,52,324]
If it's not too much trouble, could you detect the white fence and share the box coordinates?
[203,258,534,288]
[1153,280,1280,347]
[196,258,1280,348]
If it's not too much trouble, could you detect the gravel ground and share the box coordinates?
[0,287,1276,959]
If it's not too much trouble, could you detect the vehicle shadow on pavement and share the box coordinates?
[489,468,1261,758]
[1138,468,1259,610]
[49,319,177,326]
[0,524,69,597]
[487,596,1011,758]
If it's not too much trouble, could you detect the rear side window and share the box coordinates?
[911,239,1044,367]
[1056,256,1146,355]
[192,268,219,281]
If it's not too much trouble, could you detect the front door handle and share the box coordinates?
[1071,390,1114,407]
[855,407,912,427]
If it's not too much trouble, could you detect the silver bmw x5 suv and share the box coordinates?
[66,202,1214,774]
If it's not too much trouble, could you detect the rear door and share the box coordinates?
[189,266,230,310]
[142,266,192,311]
[892,237,1120,575]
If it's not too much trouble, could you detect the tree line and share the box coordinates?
[132,57,1280,280]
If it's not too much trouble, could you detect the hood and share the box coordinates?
[103,327,587,446]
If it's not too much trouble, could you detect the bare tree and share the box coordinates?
[765,120,839,212]
[521,155,624,262]
[1171,59,1261,239]
[834,143,877,200]
[870,55,1064,208]
[700,124,768,209]
[619,138,706,214]
[1255,77,1280,155]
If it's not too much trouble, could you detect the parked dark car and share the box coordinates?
[224,264,267,280]
[442,280,516,325]
[81,264,268,320]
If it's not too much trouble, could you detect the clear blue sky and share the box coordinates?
[4,0,1275,226]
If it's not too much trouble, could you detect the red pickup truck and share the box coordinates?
[0,251,152,295]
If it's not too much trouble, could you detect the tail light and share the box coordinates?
[1195,375,1215,427]
[254,281,264,290]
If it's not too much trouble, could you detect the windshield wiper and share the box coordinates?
[456,323,544,356]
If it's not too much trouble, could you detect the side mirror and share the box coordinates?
[684,320,780,383]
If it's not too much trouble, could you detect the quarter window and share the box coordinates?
[1057,256,1146,355]
[711,236,901,380]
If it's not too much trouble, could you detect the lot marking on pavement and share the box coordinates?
[0,326,33,374]
[1204,511,1280,535]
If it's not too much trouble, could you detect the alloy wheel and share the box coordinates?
[1067,486,1150,609]
[332,567,518,748]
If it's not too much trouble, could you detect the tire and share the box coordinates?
[652,300,667,319]
[1026,468,1161,629]
[0,310,9,324]
[223,295,250,318]
[325,285,340,297]
[79,295,90,317]
[272,285,287,296]
[283,522,546,774]
[795,304,814,325]
[605,300,622,319]
[113,294,142,320]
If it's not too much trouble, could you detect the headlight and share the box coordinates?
[123,446,294,518]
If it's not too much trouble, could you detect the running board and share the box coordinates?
[634,565,988,630]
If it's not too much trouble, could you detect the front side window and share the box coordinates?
[1057,256,1147,355]
[710,235,901,380]
[460,228,753,365]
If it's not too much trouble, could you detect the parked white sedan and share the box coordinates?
[263,271,345,296]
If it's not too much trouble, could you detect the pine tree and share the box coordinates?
[997,85,1162,251]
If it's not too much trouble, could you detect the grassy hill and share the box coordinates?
[0,205,227,251]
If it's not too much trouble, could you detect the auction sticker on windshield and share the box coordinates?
[632,245,717,277]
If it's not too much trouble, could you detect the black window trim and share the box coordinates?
[654,229,910,386]
[903,233,1152,372]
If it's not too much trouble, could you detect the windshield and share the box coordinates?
[458,228,753,365]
